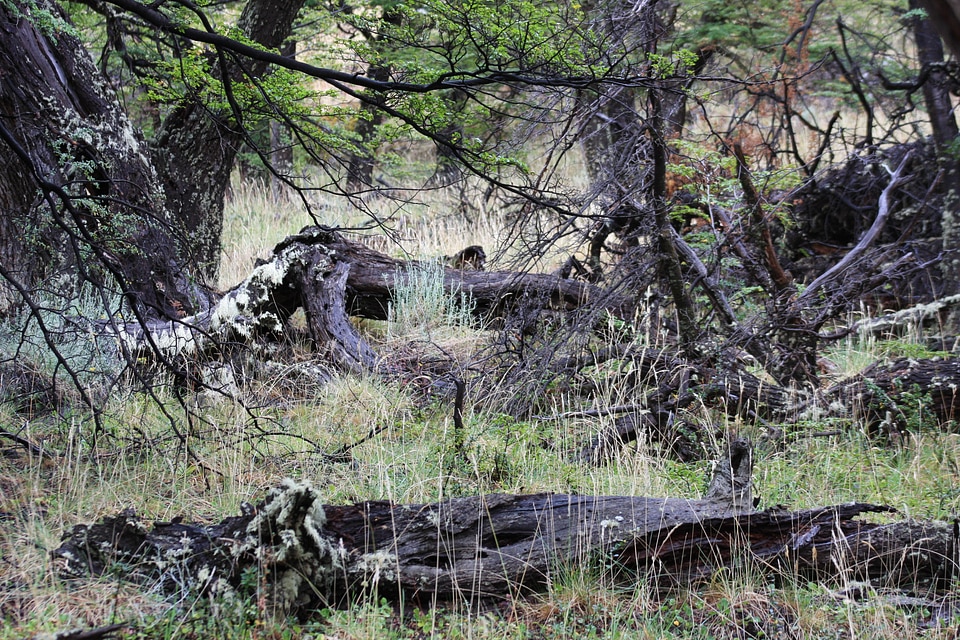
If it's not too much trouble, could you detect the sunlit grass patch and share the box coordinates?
[755,430,960,517]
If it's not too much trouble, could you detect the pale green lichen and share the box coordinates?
[232,479,343,613]
[357,549,399,585]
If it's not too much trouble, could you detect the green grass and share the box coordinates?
[4,363,959,638]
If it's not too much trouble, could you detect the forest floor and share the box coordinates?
[1,181,959,639]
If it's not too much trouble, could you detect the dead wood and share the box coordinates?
[824,356,960,430]
[573,349,960,463]
[36,623,128,640]
[733,143,794,292]
[853,293,960,339]
[330,231,629,322]
[52,440,959,617]
[795,152,913,306]
[786,142,944,307]
[110,226,630,374]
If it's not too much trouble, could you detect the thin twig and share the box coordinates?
[0,426,53,458]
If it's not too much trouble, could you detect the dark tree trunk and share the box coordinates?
[650,91,698,352]
[270,40,297,201]
[576,0,669,270]
[150,0,306,280]
[911,0,960,149]
[345,8,401,192]
[345,71,389,191]
[914,0,960,329]
[0,0,200,318]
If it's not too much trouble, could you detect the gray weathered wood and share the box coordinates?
[52,440,958,616]
[108,226,630,373]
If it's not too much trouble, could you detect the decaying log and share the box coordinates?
[576,346,960,464]
[109,226,377,374]
[853,293,960,339]
[111,226,630,373]
[324,230,630,322]
[824,356,960,429]
[52,440,958,617]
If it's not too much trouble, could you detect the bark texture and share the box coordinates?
[53,441,959,617]
[0,0,197,318]
[114,226,626,373]
[151,0,306,280]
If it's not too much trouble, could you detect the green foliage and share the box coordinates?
[873,339,952,360]
[647,49,700,79]
[4,0,78,40]
[144,47,323,129]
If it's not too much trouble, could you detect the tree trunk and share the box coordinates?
[0,0,201,319]
[914,0,960,331]
[53,440,959,615]
[270,40,297,202]
[344,8,401,192]
[911,0,960,150]
[150,0,306,280]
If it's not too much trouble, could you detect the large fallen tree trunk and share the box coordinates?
[111,226,630,373]
[572,348,960,464]
[52,441,959,617]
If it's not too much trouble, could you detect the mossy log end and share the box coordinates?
[52,441,959,617]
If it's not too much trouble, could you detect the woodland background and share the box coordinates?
[3,0,960,637]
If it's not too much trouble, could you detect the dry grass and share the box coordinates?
[2,178,960,639]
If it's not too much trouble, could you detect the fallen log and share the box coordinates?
[575,350,960,463]
[52,440,959,617]
[853,294,960,339]
[319,228,631,322]
[820,356,960,432]
[111,226,631,373]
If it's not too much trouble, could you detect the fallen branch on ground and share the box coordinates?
[110,226,631,374]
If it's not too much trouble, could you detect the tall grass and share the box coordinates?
[386,259,475,341]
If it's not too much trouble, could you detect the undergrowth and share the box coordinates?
[1,187,959,639]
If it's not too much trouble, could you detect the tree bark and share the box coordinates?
[914,0,960,332]
[344,8,401,192]
[0,0,201,318]
[52,440,959,616]
[912,0,960,150]
[150,0,306,280]
[112,226,630,372]
[269,40,297,202]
